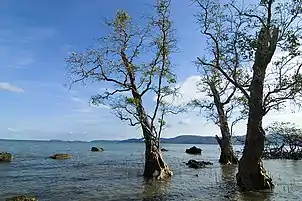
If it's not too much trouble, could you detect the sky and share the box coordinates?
[0,0,302,141]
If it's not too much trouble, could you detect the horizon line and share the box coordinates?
[0,134,245,142]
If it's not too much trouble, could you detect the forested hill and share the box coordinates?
[120,135,246,145]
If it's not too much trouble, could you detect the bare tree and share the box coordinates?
[188,69,245,164]
[191,0,249,165]
[194,0,302,190]
[66,0,180,179]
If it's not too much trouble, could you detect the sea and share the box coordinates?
[0,140,301,201]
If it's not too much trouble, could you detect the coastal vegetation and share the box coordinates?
[66,0,180,179]
[193,0,302,190]
[2,0,302,200]
[263,122,302,160]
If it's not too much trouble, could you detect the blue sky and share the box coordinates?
[0,0,207,140]
[1,0,300,141]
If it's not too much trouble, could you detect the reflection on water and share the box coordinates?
[219,165,238,200]
[218,164,274,201]
[140,179,171,201]
[0,142,301,200]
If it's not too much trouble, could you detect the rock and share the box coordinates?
[6,195,37,201]
[91,147,104,152]
[161,148,168,152]
[201,161,213,165]
[186,159,213,169]
[0,152,13,162]
[49,153,72,160]
[185,146,202,154]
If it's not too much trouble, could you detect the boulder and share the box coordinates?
[49,153,72,160]
[186,160,213,169]
[91,147,104,152]
[6,195,37,201]
[161,148,168,152]
[0,152,13,162]
[185,146,202,154]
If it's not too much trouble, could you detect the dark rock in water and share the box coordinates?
[0,152,13,162]
[49,153,72,160]
[185,146,202,154]
[91,147,104,152]
[186,160,213,169]
[161,148,168,152]
[6,195,37,201]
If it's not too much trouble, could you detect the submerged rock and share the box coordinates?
[186,159,213,169]
[91,147,104,152]
[185,146,202,154]
[49,153,72,160]
[0,152,13,162]
[6,195,37,201]
[161,148,168,152]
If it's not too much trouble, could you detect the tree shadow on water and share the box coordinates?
[139,178,171,201]
[219,165,273,201]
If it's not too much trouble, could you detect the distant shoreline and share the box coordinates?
[0,135,246,145]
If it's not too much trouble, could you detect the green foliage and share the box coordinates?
[115,10,131,26]
[125,97,139,106]
[66,0,179,140]
[158,118,166,127]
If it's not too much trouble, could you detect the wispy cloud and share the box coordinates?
[0,82,24,93]
[71,96,85,104]
[159,75,208,106]
[178,118,191,125]
[7,127,18,132]
[70,95,109,114]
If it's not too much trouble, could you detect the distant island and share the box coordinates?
[117,135,246,145]
[0,135,246,145]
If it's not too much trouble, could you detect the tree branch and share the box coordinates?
[197,57,250,100]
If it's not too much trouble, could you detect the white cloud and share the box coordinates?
[161,75,208,105]
[70,96,109,113]
[178,118,191,125]
[15,57,35,68]
[0,82,24,93]
[71,97,85,104]
[158,60,302,137]
[7,127,18,132]
[90,103,110,109]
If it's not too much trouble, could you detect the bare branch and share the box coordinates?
[197,57,250,99]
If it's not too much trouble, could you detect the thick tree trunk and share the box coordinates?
[236,27,277,190]
[120,46,172,180]
[210,83,238,165]
[236,126,273,190]
[216,135,238,165]
[236,76,274,190]
[143,128,173,179]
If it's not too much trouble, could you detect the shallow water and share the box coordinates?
[0,141,301,201]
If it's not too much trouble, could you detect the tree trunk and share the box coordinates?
[120,47,173,180]
[235,73,274,190]
[216,135,238,165]
[236,126,273,190]
[210,83,238,165]
[236,27,277,190]
[143,128,173,179]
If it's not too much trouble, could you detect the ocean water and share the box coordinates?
[0,141,301,201]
